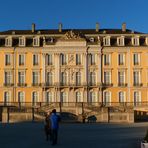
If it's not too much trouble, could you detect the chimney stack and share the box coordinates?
[96,22,100,32]
[59,23,62,32]
[122,23,126,32]
[32,23,35,33]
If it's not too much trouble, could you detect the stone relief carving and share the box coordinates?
[60,30,85,41]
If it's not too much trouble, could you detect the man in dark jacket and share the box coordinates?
[50,109,60,145]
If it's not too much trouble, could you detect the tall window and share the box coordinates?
[90,72,96,85]
[33,54,39,66]
[61,54,67,65]
[104,71,111,84]
[19,37,25,46]
[103,37,110,46]
[104,91,111,106]
[119,91,125,104]
[32,72,39,85]
[133,71,140,86]
[32,91,39,106]
[133,53,140,65]
[89,91,97,104]
[18,91,25,106]
[134,91,141,106]
[60,92,68,106]
[118,71,125,85]
[76,91,82,102]
[90,54,96,65]
[76,54,81,65]
[76,72,81,85]
[118,53,125,65]
[47,72,53,85]
[19,54,25,66]
[104,54,110,65]
[4,91,10,105]
[5,54,11,66]
[33,37,39,46]
[61,72,68,85]
[46,54,52,65]
[18,71,25,84]
[46,91,53,103]
[4,71,12,85]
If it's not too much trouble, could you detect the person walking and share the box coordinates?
[44,112,51,141]
[50,109,60,145]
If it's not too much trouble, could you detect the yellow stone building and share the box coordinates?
[0,23,147,108]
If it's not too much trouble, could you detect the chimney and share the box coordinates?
[122,23,126,32]
[59,23,62,32]
[32,23,35,33]
[96,22,100,32]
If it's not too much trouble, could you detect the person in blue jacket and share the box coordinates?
[50,109,60,145]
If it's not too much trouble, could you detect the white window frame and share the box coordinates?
[19,54,25,66]
[5,54,11,66]
[103,91,111,106]
[4,91,11,105]
[118,91,125,103]
[32,91,39,106]
[76,91,82,102]
[103,36,110,46]
[133,91,141,106]
[5,37,12,47]
[132,36,139,46]
[19,36,26,46]
[118,53,125,65]
[133,53,140,65]
[104,53,111,66]
[33,36,40,46]
[117,36,125,46]
[33,54,39,66]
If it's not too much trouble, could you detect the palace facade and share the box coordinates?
[0,23,148,106]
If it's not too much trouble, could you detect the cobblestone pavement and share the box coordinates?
[0,122,148,148]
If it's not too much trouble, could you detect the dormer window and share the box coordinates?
[132,36,139,46]
[117,36,125,46]
[103,36,110,46]
[19,37,26,46]
[33,37,40,46]
[5,37,12,47]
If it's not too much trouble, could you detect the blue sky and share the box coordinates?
[0,0,148,33]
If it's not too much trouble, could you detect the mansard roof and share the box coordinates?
[0,29,143,35]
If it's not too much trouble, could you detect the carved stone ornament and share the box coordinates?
[68,54,74,63]
[59,30,85,41]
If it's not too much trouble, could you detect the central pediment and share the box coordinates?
[55,30,86,46]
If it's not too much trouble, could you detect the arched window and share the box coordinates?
[90,72,96,85]
[47,72,53,86]
[89,91,97,104]
[32,91,39,106]
[46,91,53,103]
[104,91,111,106]
[4,91,10,106]
[18,91,25,106]
[76,91,82,102]
[61,72,68,85]
[60,92,68,106]
[76,72,81,85]
[134,91,141,106]
[119,91,125,105]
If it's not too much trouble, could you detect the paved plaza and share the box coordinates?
[0,122,148,148]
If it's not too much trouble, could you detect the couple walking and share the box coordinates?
[44,109,60,145]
